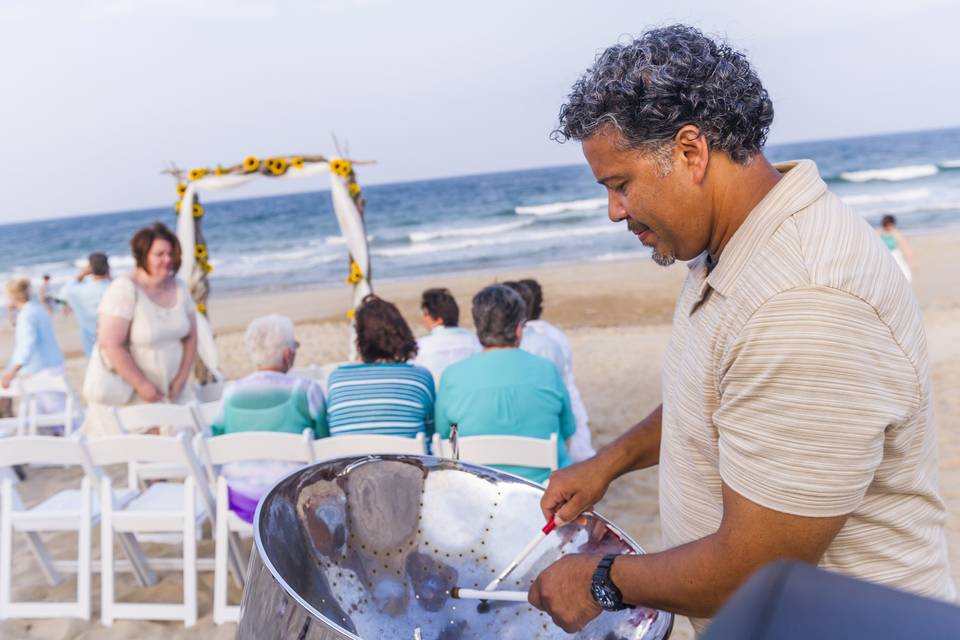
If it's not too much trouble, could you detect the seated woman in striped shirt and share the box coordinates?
[327,295,435,440]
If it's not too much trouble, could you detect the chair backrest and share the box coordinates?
[193,380,225,403]
[193,401,221,430]
[442,433,559,471]
[314,432,426,461]
[112,403,200,434]
[85,432,195,467]
[196,429,315,468]
[17,372,72,396]
[0,435,88,468]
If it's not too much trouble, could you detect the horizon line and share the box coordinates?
[2,123,958,228]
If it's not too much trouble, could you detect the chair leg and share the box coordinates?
[0,480,13,618]
[213,483,228,625]
[77,478,92,620]
[118,533,157,587]
[183,478,197,627]
[100,480,114,626]
[23,532,63,587]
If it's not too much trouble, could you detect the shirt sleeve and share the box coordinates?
[98,277,136,320]
[715,286,921,518]
[10,309,39,367]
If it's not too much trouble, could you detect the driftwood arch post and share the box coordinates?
[166,154,373,386]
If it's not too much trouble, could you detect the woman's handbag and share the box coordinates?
[82,347,135,405]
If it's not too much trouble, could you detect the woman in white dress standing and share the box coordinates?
[82,222,198,435]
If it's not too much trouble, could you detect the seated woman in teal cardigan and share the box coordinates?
[434,284,575,484]
[210,314,327,522]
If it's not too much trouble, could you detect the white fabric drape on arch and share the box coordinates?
[176,162,372,375]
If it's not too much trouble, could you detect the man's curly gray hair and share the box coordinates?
[553,25,774,165]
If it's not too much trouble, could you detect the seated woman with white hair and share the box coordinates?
[211,314,328,522]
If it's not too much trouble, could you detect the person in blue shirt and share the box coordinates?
[327,295,435,441]
[435,284,575,484]
[59,253,112,357]
[2,277,66,414]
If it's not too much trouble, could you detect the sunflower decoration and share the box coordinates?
[188,167,208,181]
[196,303,207,315]
[329,158,352,177]
[346,308,355,320]
[194,244,208,260]
[268,157,289,176]
[348,182,361,197]
[346,260,364,285]
[214,165,226,176]
[176,183,188,197]
[291,156,305,170]
[202,260,214,274]
[243,155,260,173]
[192,203,205,219]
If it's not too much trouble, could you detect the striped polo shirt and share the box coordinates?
[660,160,955,633]
[326,362,435,439]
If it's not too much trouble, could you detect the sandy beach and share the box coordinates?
[1,229,957,639]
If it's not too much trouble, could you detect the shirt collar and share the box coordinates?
[704,159,827,298]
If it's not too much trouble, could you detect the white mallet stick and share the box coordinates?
[483,516,558,591]
[451,588,528,602]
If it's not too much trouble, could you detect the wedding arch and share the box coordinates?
[166,154,373,384]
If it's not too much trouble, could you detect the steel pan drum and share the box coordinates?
[238,455,673,639]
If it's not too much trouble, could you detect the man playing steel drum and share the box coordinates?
[528,24,955,635]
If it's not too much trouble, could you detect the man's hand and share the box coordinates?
[1,371,14,389]
[541,456,617,525]
[528,554,602,633]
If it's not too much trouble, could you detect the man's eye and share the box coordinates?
[614,183,628,194]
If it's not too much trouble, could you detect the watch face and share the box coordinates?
[591,581,620,610]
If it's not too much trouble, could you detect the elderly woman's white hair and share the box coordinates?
[244,314,297,369]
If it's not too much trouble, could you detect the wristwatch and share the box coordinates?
[591,553,633,611]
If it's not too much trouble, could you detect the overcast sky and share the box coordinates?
[1,0,957,223]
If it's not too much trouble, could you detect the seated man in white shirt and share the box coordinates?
[413,288,481,385]
[510,279,596,462]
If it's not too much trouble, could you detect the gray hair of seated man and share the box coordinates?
[244,313,297,370]
[472,284,526,348]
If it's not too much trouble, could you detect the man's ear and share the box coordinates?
[674,124,709,184]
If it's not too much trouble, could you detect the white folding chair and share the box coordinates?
[112,403,202,485]
[85,432,208,627]
[193,429,315,624]
[0,382,24,439]
[0,436,95,619]
[433,433,558,480]
[18,372,82,438]
[291,361,348,394]
[192,379,224,403]
[314,432,427,461]
[191,401,221,433]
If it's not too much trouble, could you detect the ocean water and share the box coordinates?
[1,127,958,300]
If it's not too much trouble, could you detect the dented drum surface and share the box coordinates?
[237,456,673,639]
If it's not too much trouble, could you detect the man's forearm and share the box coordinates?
[595,404,662,480]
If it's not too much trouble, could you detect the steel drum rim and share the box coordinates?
[249,453,663,640]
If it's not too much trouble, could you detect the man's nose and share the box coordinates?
[607,193,628,222]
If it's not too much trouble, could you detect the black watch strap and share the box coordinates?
[591,553,634,611]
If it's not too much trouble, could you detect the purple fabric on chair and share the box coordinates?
[227,486,262,524]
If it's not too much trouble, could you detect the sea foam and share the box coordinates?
[839,164,939,183]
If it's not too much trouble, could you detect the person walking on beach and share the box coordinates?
[59,252,111,357]
[1,278,65,416]
[412,287,481,385]
[37,274,56,314]
[526,25,954,634]
[879,214,914,282]
[81,223,198,435]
